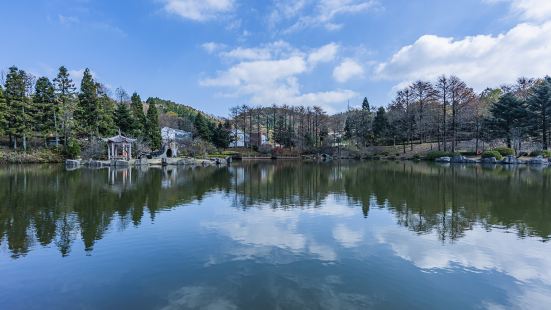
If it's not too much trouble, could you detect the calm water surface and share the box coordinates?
[0,161,550,309]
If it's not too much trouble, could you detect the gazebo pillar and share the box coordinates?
[128,143,132,160]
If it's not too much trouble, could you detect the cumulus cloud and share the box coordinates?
[333,59,364,83]
[201,42,356,112]
[375,21,551,91]
[218,41,300,61]
[503,0,551,22]
[162,0,235,21]
[307,43,339,66]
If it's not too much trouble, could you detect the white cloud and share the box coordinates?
[332,224,363,248]
[375,21,551,91]
[220,47,272,60]
[201,42,356,112]
[202,42,226,54]
[307,43,339,66]
[333,59,364,83]
[162,0,235,21]
[271,0,379,33]
[501,0,551,22]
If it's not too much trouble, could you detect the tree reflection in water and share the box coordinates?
[0,161,549,258]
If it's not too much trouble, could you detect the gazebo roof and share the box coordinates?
[103,134,137,143]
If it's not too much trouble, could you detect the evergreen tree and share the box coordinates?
[0,86,8,135]
[96,84,116,136]
[115,103,134,135]
[53,66,76,148]
[4,66,31,150]
[75,68,99,137]
[362,97,370,111]
[130,92,147,137]
[488,93,528,148]
[33,77,57,144]
[526,77,551,150]
[193,113,212,141]
[146,101,162,149]
[373,107,389,144]
[213,121,232,149]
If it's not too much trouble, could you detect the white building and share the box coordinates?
[161,127,192,142]
[160,127,192,158]
[230,129,269,148]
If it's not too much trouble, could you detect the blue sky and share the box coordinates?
[1,0,551,116]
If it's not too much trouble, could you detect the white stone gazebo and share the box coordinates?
[103,134,137,161]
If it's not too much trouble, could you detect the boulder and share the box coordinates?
[435,156,451,163]
[528,156,548,165]
[481,157,497,164]
[112,160,129,167]
[502,155,520,165]
[65,159,80,168]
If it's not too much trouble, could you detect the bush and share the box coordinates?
[424,151,459,161]
[64,138,81,159]
[482,150,503,160]
[530,150,551,158]
[493,147,515,156]
[258,144,273,155]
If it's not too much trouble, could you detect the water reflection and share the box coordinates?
[1,162,550,259]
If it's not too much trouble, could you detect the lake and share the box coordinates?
[0,161,550,309]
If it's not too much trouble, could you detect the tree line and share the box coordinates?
[0,66,166,155]
[2,64,550,156]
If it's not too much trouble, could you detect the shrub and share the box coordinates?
[482,150,503,160]
[64,138,81,159]
[493,147,515,156]
[530,150,551,158]
[424,151,459,161]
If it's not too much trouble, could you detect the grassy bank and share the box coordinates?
[0,148,65,164]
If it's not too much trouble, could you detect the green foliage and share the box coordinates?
[493,147,515,156]
[64,138,81,159]
[75,68,99,137]
[424,151,460,161]
[115,103,134,135]
[130,92,147,138]
[194,113,212,141]
[526,77,551,149]
[32,77,58,140]
[97,87,117,136]
[529,150,551,158]
[146,101,162,149]
[488,93,529,147]
[212,121,232,149]
[4,66,32,148]
[0,86,7,135]
[372,107,388,144]
[482,150,503,160]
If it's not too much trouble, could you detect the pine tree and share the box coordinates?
[4,66,31,150]
[213,121,231,149]
[97,84,116,136]
[527,77,551,150]
[488,93,528,148]
[75,68,99,137]
[194,113,212,141]
[373,107,389,144]
[0,86,7,135]
[362,97,370,111]
[130,92,147,138]
[115,103,134,135]
[53,66,76,148]
[146,101,162,149]
[33,77,57,145]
